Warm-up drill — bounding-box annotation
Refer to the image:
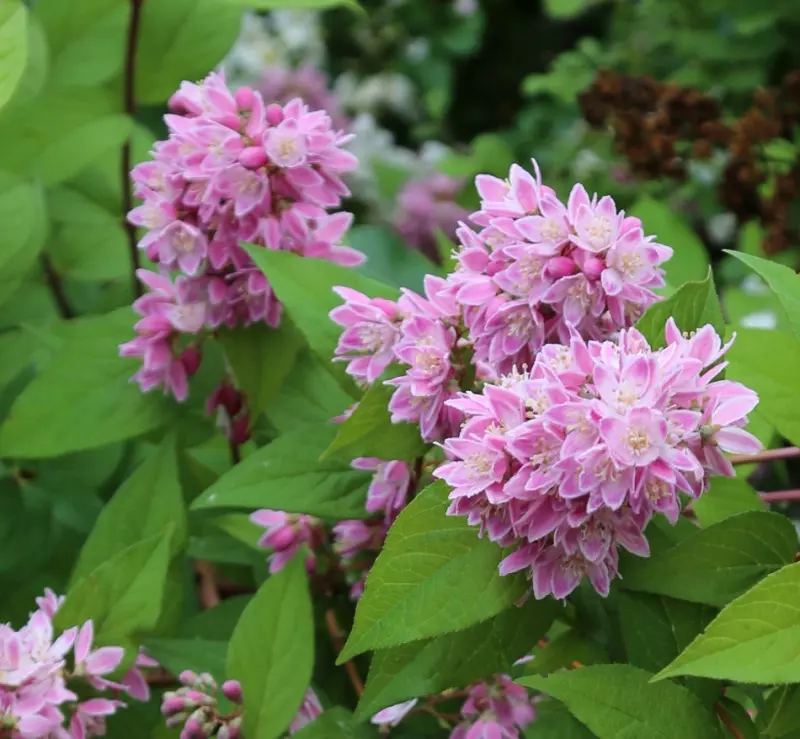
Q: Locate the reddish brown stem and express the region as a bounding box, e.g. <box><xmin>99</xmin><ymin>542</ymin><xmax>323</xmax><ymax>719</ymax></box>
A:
<box><xmin>122</xmin><ymin>0</ymin><xmax>144</xmax><ymax>299</ymax></box>
<box><xmin>195</xmin><ymin>561</ymin><xmax>221</xmax><ymax>609</ymax></box>
<box><xmin>760</xmin><ymin>489</ymin><xmax>800</xmax><ymax>503</ymax></box>
<box><xmin>324</xmin><ymin>609</ymin><xmax>364</xmax><ymax>697</ymax></box>
<box><xmin>730</xmin><ymin>446</ymin><xmax>800</xmax><ymax>465</ymax></box>
<box><xmin>715</xmin><ymin>703</ymin><xmax>745</xmax><ymax>739</ymax></box>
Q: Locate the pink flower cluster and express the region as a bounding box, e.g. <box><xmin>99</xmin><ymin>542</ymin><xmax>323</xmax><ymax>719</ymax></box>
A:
<box><xmin>434</xmin><ymin>321</ymin><xmax>761</xmax><ymax>599</ymax></box>
<box><xmin>258</xmin><ymin>65</ymin><xmax>347</xmax><ymax>131</ymax></box>
<box><xmin>394</xmin><ymin>173</ymin><xmax>468</xmax><ymax>264</ymax></box>
<box><xmin>162</xmin><ymin>672</ymin><xmax>243</xmax><ymax>739</ymax></box>
<box><xmin>0</xmin><ymin>590</ymin><xmax>152</xmax><ymax>739</ymax></box>
<box><xmin>249</xmin><ymin>510</ymin><xmax>323</xmax><ymax>574</ymax></box>
<box><xmin>450</xmin><ymin>160</ymin><xmax>672</xmax><ymax>374</ymax></box>
<box><xmin>122</xmin><ymin>71</ymin><xmax>363</xmax><ymax>401</ymax></box>
<box><xmin>331</xmin><ymin>279</ymin><xmax>476</xmax><ymax>443</ymax></box>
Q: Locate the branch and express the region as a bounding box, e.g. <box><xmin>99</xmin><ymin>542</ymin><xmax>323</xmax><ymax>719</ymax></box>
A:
<box><xmin>760</xmin><ymin>489</ymin><xmax>800</xmax><ymax>503</ymax></box>
<box><xmin>730</xmin><ymin>447</ymin><xmax>800</xmax><ymax>465</ymax></box>
<box><xmin>715</xmin><ymin>703</ymin><xmax>745</xmax><ymax>739</ymax></box>
<box><xmin>194</xmin><ymin>561</ymin><xmax>221</xmax><ymax>609</ymax></box>
<box><xmin>39</xmin><ymin>253</ymin><xmax>74</xmax><ymax>319</ymax></box>
<box><xmin>122</xmin><ymin>0</ymin><xmax>144</xmax><ymax>299</ymax></box>
<box><xmin>324</xmin><ymin>608</ymin><xmax>364</xmax><ymax>697</ymax></box>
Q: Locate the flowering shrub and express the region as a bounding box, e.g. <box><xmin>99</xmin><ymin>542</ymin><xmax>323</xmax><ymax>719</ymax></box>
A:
<box><xmin>1</xmin><ymin>2</ymin><xmax>800</xmax><ymax>739</ymax></box>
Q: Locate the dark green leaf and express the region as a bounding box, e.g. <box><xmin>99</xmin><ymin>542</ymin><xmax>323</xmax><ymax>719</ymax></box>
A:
<box><xmin>71</xmin><ymin>438</ymin><xmax>186</xmax><ymax>584</ymax></box>
<box><xmin>340</xmin><ymin>482</ymin><xmax>527</xmax><ymax>661</ymax></box>
<box><xmin>145</xmin><ymin>638</ymin><xmax>227</xmax><ymax>680</ymax></box>
<box><xmin>522</xmin><ymin>630</ymin><xmax>608</xmax><ymax>676</ymax></box>
<box><xmin>191</xmin><ymin>424</ymin><xmax>371</xmax><ymax>518</ymax></box>
<box><xmin>357</xmin><ymin>598</ymin><xmax>558</xmax><ymax>718</ymax></box>
<box><xmin>292</xmin><ymin>708</ymin><xmax>377</xmax><ymax>739</ymax></box>
<box><xmin>636</xmin><ymin>269</ymin><xmax>724</xmax><ymax>348</ymax></box>
<box><xmin>519</xmin><ymin>665</ymin><xmax>723</xmax><ymax>739</ymax></box>
<box><xmin>620</xmin><ymin>511</ymin><xmax>796</xmax><ymax>607</ymax></box>
<box><xmin>228</xmin><ymin>556</ymin><xmax>314</xmax><ymax>739</ymax></box>
<box><xmin>691</xmin><ymin>477</ymin><xmax>765</xmax><ymax>528</ymax></box>
<box><xmin>761</xmin><ymin>686</ymin><xmax>800</xmax><ymax>738</ymax></box>
<box><xmin>524</xmin><ymin>700</ymin><xmax>597</xmax><ymax>738</ymax></box>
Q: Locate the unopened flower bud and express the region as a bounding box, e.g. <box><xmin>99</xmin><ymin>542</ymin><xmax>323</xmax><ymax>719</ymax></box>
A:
<box><xmin>180</xmin><ymin>346</ymin><xmax>202</xmax><ymax>376</ymax></box>
<box><xmin>222</xmin><ymin>680</ymin><xmax>243</xmax><ymax>704</ymax></box>
<box><xmin>239</xmin><ymin>146</ymin><xmax>268</xmax><ymax>169</ymax></box>
<box><xmin>181</xmin><ymin>716</ymin><xmax>206</xmax><ymax>739</ymax></box>
<box><xmin>582</xmin><ymin>256</ymin><xmax>605</xmax><ymax>280</ymax></box>
<box><xmin>166</xmin><ymin>713</ymin><xmax>188</xmax><ymax>728</ymax></box>
<box><xmin>265</xmin><ymin>103</ymin><xmax>284</xmax><ymax>126</ymax></box>
<box><xmin>235</xmin><ymin>86</ymin><xmax>255</xmax><ymax>111</ymax></box>
<box><xmin>162</xmin><ymin>695</ymin><xmax>188</xmax><ymax>715</ymax></box>
<box><xmin>230</xmin><ymin>414</ymin><xmax>251</xmax><ymax>446</ymax></box>
<box><xmin>545</xmin><ymin>256</ymin><xmax>576</xmax><ymax>279</ymax></box>
<box><xmin>179</xmin><ymin>670</ymin><xmax>199</xmax><ymax>686</ymax></box>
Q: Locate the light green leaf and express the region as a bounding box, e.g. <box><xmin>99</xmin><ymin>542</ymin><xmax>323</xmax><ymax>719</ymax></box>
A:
<box><xmin>145</xmin><ymin>638</ymin><xmax>228</xmax><ymax>681</ymax></box>
<box><xmin>519</xmin><ymin>665</ymin><xmax>723</xmax><ymax>739</ymax></box>
<box><xmin>33</xmin><ymin>0</ymin><xmax>126</xmax><ymax>87</ymax></box>
<box><xmin>0</xmin><ymin>308</ymin><xmax>171</xmax><ymax>458</ymax></box>
<box><xmin>691</xmin><ymin>477</ymin><xmax>765</xmax><ymax>528</ymax></box>
<box><xmin>217</xmin><ymin>320</ymin><xmax>304</xmax><ymax>424</ymax></box>
<box><xmin>191</xmin><ymin>424</ymin><xmax>371</xmax><ymax>519</ymax></box>
<box><xmin>726</xmin><ymin>329</ymin><xmax>800</xmax><ymax>447</ymax></box>
<box><xmin>0</xmin><ymin>1</ymin><xmax>28</xmax><ymax>111</ymax></box>
<box><xmin>357</xmin><ymin>598</ymin><xmax>558</xmax><ymax>718</ymax></box>
<box><xmin>9</xmin><ymin>15</ymin><xmax>48</xmax><ymax>107</ymax></box>
<box><xmin>228</xmin><ymin>556</ymin><xmax>314</xmax><ymax>739</ymax></box>
<box><xmin>726</xmin><ymin>251</ymin><xmax>800</xmax><ymax>346</ymax></box>
<box><xmin>340</xmin><ymin>481</ymin><xmax>528</xmax><ymax>661</ymax></box>
<box><xmin>636</xmin><ymin>268</ymin><xmax>724</xmax><ymax>348</ymax></box>
<box><xmin>136</xmin><ymin>0</ymin><xmax>242</xmax><ymax>104</ymax></box>
<box><xmin>543</xmin><ymin>0</ymin><xmax>605</xmax><ymax>19</ymax></box>
<box><xmin>630</xmin><ymin>196</ymin><xmax>709</xmax><ymax>288</ymax></box>
<box><xmin>46</xmin><ymin>187</ymin><xmax>129</xmax><ymax>281</ymax></box>
<box><xmin>619</xmin><ymin>511</ymin><xmax>796</xmax><ymax>607</ymax></box>
<box><xmin>55</xmin><ymin>530</ymin><xmax>172</xmax><ymax>643</ymax></box>
<box><xmin>657</xmin><ymin>562</ymin><xmax>800</xmax><ymax>684</ymax></box>
<box><xmin>243</xmin><ymin>246</ymin><xmax>398</xmax><ymax>393</ymax></box>
<box><xmin>71</xmin><ymin>439</ymin><xmax>187</xmax><ymax>584</ymax></box>
<box><xmin>322</xmin><ymin>371</ymin><xmax>428</xmax><ymax>462</ymax></box>
<box><xmin>0</xmin><ymin>171</ymin><xmax>46</xmax><ymax>307</ymax></box>
<box><xmin>292</xmin><ymin>708</ymin><xmax>377</xmax><ymax>739</ymax></box>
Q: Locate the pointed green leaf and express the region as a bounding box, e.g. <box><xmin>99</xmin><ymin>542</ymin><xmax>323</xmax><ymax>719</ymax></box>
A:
<box><xmin>71</xmin><ymin>438</ymin><xmax>187</xmax><ymax>584</ymax></box>
<box><xmin>519</xmin><ymin>665</ymin><xmax>723</xmax><ymax>739</ymax></box>
<box><xmin>657</xmin><ymin>562</ymin><xmax>800</xmax><ymax>684</ymax></box>
<box><xmin>727</xmin><ymin>251</ymin><xmax>800</xmax><ymax>343</ymax></box>
<box><xmin>691</xmin><ymin>477</ymin><xmax>765</xmax><ymax>528</ymax></box>
<box><xmin>619</xmin><ymin>511</ymin><xmax>796</xmax><ymax>607</ymax></box>
<box><xmin>636</xmin><ymin>268</ymin><xmax>724</xmax><ymax>349</ymax></box>
<box><xmin>292</xmin><ymin>708</ymin><xmax>377</xmax><ymax>738</ymax></box>
<box><xmin>227</xmin><ymin>556</ymin><xmax>314</xmax><ymax>739</ymax></box>
<box><xmin>340</xmin><ymin>482</ymin><xmax>527</xmax><ymax>661</ymax></box>
<box><xmin>524</xmin><ymin>700</ymin><xmax>597</xmax><ymax>738</ymax></box>
<box><xmin>217</xmin><ymin>320</ymin><xmax>304</xmax><ymax>423</ymax></box>
<box><xmin>522</xmin><ymin>630</ymin><xmax>608</xmax><ymax>676</ymax></box>
<box><xmin>0</xmin><ymin>1</ymin><xmax>28</xmax><ymax>111</ymax></box>
<box><xmin>145</xmin><ymin>638</ymin><xmax>228</xmax><ymax>681</ymax></box>
<box><xmin>357</xmin><ymin>598</ymin><xmax>558</xmax><ymax>718</ymax></box>
<box><xmin>191</xmin><ymin>424</ymin><xmax>371</xmax><ymax>518</ymax></box>
<box><xmin>54</xmin><ymin>530</ymin><xmax>172</xmax><ymax>643</ymax></box>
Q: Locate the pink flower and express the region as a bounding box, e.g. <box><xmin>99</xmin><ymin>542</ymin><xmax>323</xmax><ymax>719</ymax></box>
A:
<box><xmin>351</xmin><ymin>458</ymin><xmax>412</xmax><ymax>518</ymax></box>
<box><xmin>250</xmin><ymin>510</ymin><xmax>321</xmax><ymax>574</ymax></box>
<box><xmin>289</xmin><ymin>688</ymin><xmax>323</xmax><ymax>734</ymax></box>
<box><xmin>371</xmin><ymin>699</ymin><xmax>418</xmax><ymax>727</ymax></box>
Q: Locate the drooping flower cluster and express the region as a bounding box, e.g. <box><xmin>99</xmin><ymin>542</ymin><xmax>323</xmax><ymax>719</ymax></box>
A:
<box><xmin>249</xmin><ymin>510</ymin><xmax>324</xmax><ymax>575</ymax></box>
<box><xmin>451</xmin><ymin>675</ymin><xmax>536</xmax><ymax>739</ymax></box>
<box><xmin>121</xmin><ymin>71</ymin><xmax>363</xmax><ymax>401</ymax></box>
<box><xmin>434</xmin><ymin>321</ymin><xmax>761</xmax><ymax>599</ymax></box>
<box><xmin>394</xmin><ymin>173</ymin><xmax>468</xmax><ymax>264</ymax></box>
<box><xmin>450</xmin><ymin>160</ymin><xmax>672</xmax><ymax>374</ymax></box>
<box><xmin>0</xmin><ymin>589</ymin><xmax>152</xmax><ymax>739</ymax></box>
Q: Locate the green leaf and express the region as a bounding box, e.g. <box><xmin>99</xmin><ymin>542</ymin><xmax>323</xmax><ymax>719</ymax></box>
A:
<box><xmin>55</xmin><ymin>530</ymin><xmax>172</xmax><ymax>642</ymax></box>
<box><xmin>543</xmin><ymin>0</ymin><xmax>604</xmax><ymax>19</ymax></box>
<box><xmin>726</xmin><ymin>329</ymin><xmax>800</xmax><ymax>447</ymax></box>
<box><xmin>191</xmin><ymin>424</ymin><xmax>371</xmax><ymax>518</ymax></box>
<box><xmin>691</xmin><ymin>477</ymin><xmax>765</xmax><ymax>528</ymax></box>
<box><xmin>228</xmin><ymin>556</ymin><xmax>314</xmax><ymax>739</ymax></box>
<box><xmin>619</xmin><ymin>511</ymin><xmax>796</xmax><ymax>607</ymax></box>
<box><xmin>525</xmin><ymin>701</ymin><xmax>596</xmax><ymax>738</ymax></box>
<box><xmin>630</xmin><ymin>196</ymin><xmax>709</xmax><ymax>288</ymax></box>
<box><xmin>523</xmin><ymin>630</ymin><xmax>608</xmax><ymax>676</ymax></box>
<box><xmin>340</xmin><ymin>481</ymin><xmax>528</xmax><ymax>661</ymax></box>
<box><xmin>136</xmin><ymin>0</ymin><xmax>242</xmax><ymax>104</ymax></box>
<box><xmin>46</xmin><ymin>187</ymin><xmax>129</xmax><ymax>281</ymax></box>
<box><xmin>266</xmin><ymin>347</ymin><xmax>354</xmax><ymax>433</ymax></box>
<box><xmin>357</xmin><ymin>598</ymin><xmax>558</xmax><ymax>718</ymax></box>
<box><xmin>519</xmin><ymin>666</ymin><xmax>723</xmax><ymax>739</ymax></box>
<box><xmin>145</xmin><ymin>637</ymin><xmax>228</xmax><ymax>680</ymax></box>
<box><xmin>292</xmin><ymin>708</ymin><xmax>377</xmax><ymax>739</ymax></box>
<box><xmin>636</xmin><ymin>268</ymin><xmax>724</xmax><ymax>348</ymax></box>
<box><xmin>0</xmin><ymin>87</ymin><xmax>132</xmax><ymax>185</ymax></box>
<box><xmin>227</xmin><ymin>0</ymin><xmax>360</xmax><ymax>8</ymax></box>
<box><xmin>0</xmin><ymin>171</ymin><xmax>46</xmax><ymax>307</ymax></box>
<box><xmin>217</xmin><ymin>320</ymin><xmax>304</xmax><ymax>424</ymax></box>
<box><xmin>71</xmin><ymin>439</ymin><xmax>187</xmax><ymax>584</ymax></box>
<box><xmin>243</xmin><ymin>246</ymin><xmax>398</xmax><ymax>393</ymax></box>
<box><xmin>0</xmin><ymin>309</ymin><xmax>170</xmax><ymax>458</ymax></box>
<box><xmin>0</xmin><ymin>1</ymin><xmax>28</xmax><ymax>111</ymax></box>
<box><xmin>761</xmin><ymin>685</ymin><xmax>800</xmax><ymax>738</ymax></box>
<box><xmin>33</xmin><ymin>0</ymin><xmax>126</xmax><ymax>87</ymax></box>
<box><xmin>727</xmin><ymin>251</ymin><xmax>800</xmax><ymax>342</ymax></box>
<box><xmin>656</xmin><ymin>562</ymin><xmax>800</xmax><ymax>684</ymax></box>
<box><xmin>349</xmin><ymin>224</ymin><xmax>439</xmax><ymax>292</ymax></box>
<box><xmin>322</xmin><ymin>372</ymin><xmax>428</xmax><ymax>462</ymax></box>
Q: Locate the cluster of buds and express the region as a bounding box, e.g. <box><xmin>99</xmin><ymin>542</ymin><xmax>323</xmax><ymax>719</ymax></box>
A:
<box><xmin>161</xmin><ymin>672</ymin><xmax>243</xmax><ymax>739</ymax></box>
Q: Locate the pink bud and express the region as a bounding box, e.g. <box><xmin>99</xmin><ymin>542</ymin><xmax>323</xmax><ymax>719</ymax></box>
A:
<box><xmin>181</xmin><ymin>717</ymin><xmax>206</xmax><ymax>739</ymax></box>
<box><xmin>162</xmin><ymin>696</ymin><xmax>187</xmax><ymax>716</ymax></box>
<box><xmin>545</xmin><ymin>256</ymin><xmax>576</xmax><ymax>279</ymax></box>
<box><xmin>266</xmin><ymin>524</ymin><xmax>298</xmax><ymax>551</ymax></box>
<box><xmin>179</xmin><ymin>670</ymin><xmax>199</xmax><ymax>686</ymax></box>
<box><xmin>180</xmin><ymin>346</ymin><xmax>202</xmax><ymax>377</ymax></box>
<box><xmin>222</xmin><ymin>680</ymin><xmax>243</xmax><ymax>704</ymax></box>
<box><xmin>235</xmin><ymin>87</ymin><xmax>255</xmax><ymax>111</ymax></box>
<box><xmin>231</xmin><ymin>414</ymin><xmax>251</xmax><ymax>446</ymax></box>
<box><xmin>265</xmin><ymin>103</ymin><xmax>284</xmax><ymax>126</ymax></box>
<box><xmin>239</xmin><ymin>146</ymin><xmax>268</xmax><ymax>169</ymax></box>
<box><xmin>582</xmin><ymin>256</ymin><xmax>605</xmax><ymax>280</ymax></box>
